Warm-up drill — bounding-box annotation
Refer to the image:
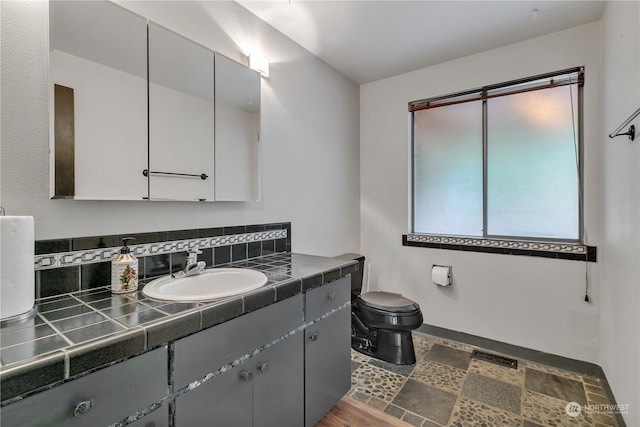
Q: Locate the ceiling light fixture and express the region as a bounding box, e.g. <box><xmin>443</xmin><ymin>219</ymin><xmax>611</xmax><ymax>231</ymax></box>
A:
<box><xmin>249</xmin><ymin>53</ymin><xmax>269</xmax><ymax>78</ymax></box>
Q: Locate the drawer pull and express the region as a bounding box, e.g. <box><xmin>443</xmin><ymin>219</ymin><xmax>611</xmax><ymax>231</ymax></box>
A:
<box><xmin>258</xmin><ymin>363</ymin><xmax>269</xmax><ymax>373</ymax></box>
<box><xmin>309</xmin><ymin>333</ymin><xmax>318</xmax><ymax>341</ymax></box>
<box><xmin>328</xmin><ymin>291</ymin><xmax>337</xmax><ymax>300</ymax></box>
<box><xmin>240</xmin><ymin>370</ymin><xmax>253</xmax><ymax>382</ymax></box>
<box><xmin>73</xmin><ymin>400</ymin><xmax>94</xmax><ymax>417</ymax></box>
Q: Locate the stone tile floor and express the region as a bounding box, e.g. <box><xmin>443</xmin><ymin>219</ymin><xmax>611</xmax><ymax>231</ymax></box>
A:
<box><xmin>348</xmin><ymin>332</ymin><xmax>618</xmax><ymax>427</ymax></box>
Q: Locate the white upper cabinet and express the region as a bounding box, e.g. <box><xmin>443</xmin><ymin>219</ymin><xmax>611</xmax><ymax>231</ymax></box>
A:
<box><xmin>49</xmin><ymin>1</ymin><xmax>260</xmax><ymax>202</ymax></box>
<box><xmin>148</xmin><ymin>23</ymin><xmax>215</xmax><ymax>201</ymax></box>
<box><xmin>214</xmin><ymin>53</ymin><xmax>261</xmax><ymax>202</ymax></box>
<box><xmin>49</xmin><ymin>1</ymin><xmax>148</xmax><ymax>200</ymax></box>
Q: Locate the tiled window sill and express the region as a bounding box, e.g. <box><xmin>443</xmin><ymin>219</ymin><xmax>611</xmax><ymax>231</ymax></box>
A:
<box><xmin>402</xmin><ymin>234</ymin><xmax>597</xmax><ymax>262</ymax></box>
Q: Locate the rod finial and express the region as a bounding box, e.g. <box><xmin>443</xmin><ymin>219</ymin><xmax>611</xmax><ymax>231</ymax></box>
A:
<box><xmin>609</xmin><ymin>124</ymin><xmax>635</xmax><ymax>141</ymax></box>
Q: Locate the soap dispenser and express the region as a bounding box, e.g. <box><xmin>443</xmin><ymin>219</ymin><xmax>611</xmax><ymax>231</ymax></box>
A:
<box><xmin>111</xmin><ymin>237</ymin><xmax>138</xmax><ymax>293</ymax></box>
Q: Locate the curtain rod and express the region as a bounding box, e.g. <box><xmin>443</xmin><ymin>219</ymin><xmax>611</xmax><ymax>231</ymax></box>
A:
<box><xmin>609</xmin><ymin>106</ymin><xmax>640</xmax><ymax>141</ymax></box>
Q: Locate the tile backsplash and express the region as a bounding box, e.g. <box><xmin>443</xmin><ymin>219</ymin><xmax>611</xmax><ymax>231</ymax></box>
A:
<box><xmin>34</xmin><ymin>222</ymin><xmax>291</xmax><ymax>298</ymax></box>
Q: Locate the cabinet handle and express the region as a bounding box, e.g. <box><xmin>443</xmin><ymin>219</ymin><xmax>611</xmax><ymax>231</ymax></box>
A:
<box><xmin>73</xmin><ymin>400</ymin><xmax>94</xmax><ymax>417</ymax></box>
<box><xmin>258</xmin><ymin>362</ymin><xmax>269</xmax><ymax>373</ymax></box>
<box><xmin>143</xmin><ymin>169</ymin><xmax>208</xmax><ymax>180</ymax></box>
<box><xmin>328</xmin><ymin>291</ymin><xmax>337</xmax><ymax>300</ymax></box>
<box><xmin>240</xmin><ymin>370</ymin><xmax>253</xmax><ymax>382</ymax></box>
<box><xmin>309</xmin><ymin>333</ymin><xmax>318</xmax><ymax>341</ymax></box>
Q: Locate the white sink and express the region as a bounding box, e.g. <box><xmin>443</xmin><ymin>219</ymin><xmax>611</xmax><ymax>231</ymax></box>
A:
<box><xmin>142</xmin><ymin>268</ymin><xmax>268</xmax><ymax>302</ymax></box>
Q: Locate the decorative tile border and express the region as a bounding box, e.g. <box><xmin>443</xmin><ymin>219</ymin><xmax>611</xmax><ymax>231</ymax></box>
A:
<box><xmin>35</xmin><ymin>230</ymin><xmax>287</xmax><ymax>270</ymax></box>
<box><xmin>403</xmin><ymin>234</ymin><xmax>596</xmax><ymax>262</ymax></box>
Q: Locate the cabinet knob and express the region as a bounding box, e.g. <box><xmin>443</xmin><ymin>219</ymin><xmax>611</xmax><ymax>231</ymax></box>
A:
<box><xmin>328</xmin><ymin>291</ymin><xmax>337</xmax><ymax>300</ymax></box>
<box><xmin>240</xmin><ymin>370</ymin><xmax>253</xmax><ymax>382</ymax></box>
<box><xmin>310</xmin><ymin>333</ymin><xmax>318</xmax><ymax>341</ymax></box>
<box><xmin>73</xmin><ymin>400</ymin><xmax>94</xmax><ymax>417</ymax></box>
<box><xmin>258</xmin><ymin>363</ymin><xmax>269</xmax><ymax>373</ymax></box>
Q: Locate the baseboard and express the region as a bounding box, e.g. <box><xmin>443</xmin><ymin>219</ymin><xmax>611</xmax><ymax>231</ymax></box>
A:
<box><xmin>417</xmin><ymin>324</ymin><xmax>626</xmax><ymax>427</ymax></box>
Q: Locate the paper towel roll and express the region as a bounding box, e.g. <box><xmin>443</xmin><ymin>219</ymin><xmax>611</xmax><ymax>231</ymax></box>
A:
<box><xmin>1</xmin><ymin>216</ymin><xmax>35</xmax><ymax>320</ymax></box>
<box><xmin>432</xmin><ymin>265</ymin><xmax>451</xmax><ymax>286</ymax></box>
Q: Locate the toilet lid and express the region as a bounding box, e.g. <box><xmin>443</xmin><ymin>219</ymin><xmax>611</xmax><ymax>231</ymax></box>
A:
<box><xmin>358</xmin><ymin>291</ymin><xmax>420</xmax><ymax>313</ymax></box>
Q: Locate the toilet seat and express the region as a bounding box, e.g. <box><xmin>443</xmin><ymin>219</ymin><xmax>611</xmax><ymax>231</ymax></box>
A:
<box><xmin>354</xmin><ymin>291</ymin><xmax>423</xmax><ymax>332</ymax></box>
<box><xmin>357</xmin><ymin>291</ymin><xmax>421</xmax><ymax>315</ymax></box>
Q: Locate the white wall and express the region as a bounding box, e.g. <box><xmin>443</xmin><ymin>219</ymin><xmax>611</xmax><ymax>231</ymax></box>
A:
<box><xmin>600</xmin><ymin>1</ymin><xmax>640</xmax><ymax>423</ymax></box>
<box><xmin>361</xmin><ymin>23</ymin><xmax>602</xmax><ymax>363</ymax></box>
<box><xmin>0</xmin><ymin>1</ymin><xmax>360</xmax><ymax>257</ymax></box>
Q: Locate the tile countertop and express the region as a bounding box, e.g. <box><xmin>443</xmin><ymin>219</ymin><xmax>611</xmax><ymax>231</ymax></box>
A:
<box><xmin>0</xmin><ymin>253</ymin><xmax>358</xmax><ymax>404</ymax></box>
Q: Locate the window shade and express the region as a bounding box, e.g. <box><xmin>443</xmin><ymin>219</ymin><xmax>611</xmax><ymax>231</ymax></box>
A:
<box><xmin>409</xmin><ymin>68</ymin><xmax>583</xmax><ymax>112</ymax></box>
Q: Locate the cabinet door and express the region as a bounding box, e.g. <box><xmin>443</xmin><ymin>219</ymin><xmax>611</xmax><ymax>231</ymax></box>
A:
<box><xmin>214</xmin><ymin>53</ymin><xmax>261</xmax><ymax>201</ymax></box>
<box><xmin>305</xmin><ymin>277</ymin><xmax>350</xmax><ymax>322</ymax></box>
<box><xmin>304</xmin><ymin>307</ymin><xmax>351</xmax><ymax>427</ymax></box>
<box><xmin>0</xmin><ymin>348</ymin><xmax>167</xmax><ymax>427</ymax></box>
<box><xmin>128</xmin><ymin>406</ymin><xmax>168</xmax><ymax>427</ymax></box>
<box><xmin>174</xmin><ymin>294</ymin><xmax>303</xmax><ymax>390</ymax></box>
<box><xmin>148</xmin><ymin>22</ymin><xmax>215</xmax><ymax>201</ymax></box>
<box><xmin>175</xmin><ymin>359</ymin><xmax>252</xmax><ymax>427</ymax></box>
<box><xmin>253</xmin><ymin>334</ymin><xmax>304</xmax><ymax>427</ymax></box>
<box><xmin>49</xmin><ymin>1</ymin><xmax>148</xmax><ymax>200</ymax></box>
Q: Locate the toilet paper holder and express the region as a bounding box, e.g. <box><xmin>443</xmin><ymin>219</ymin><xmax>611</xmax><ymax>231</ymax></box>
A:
<box><xmin>432</xmin><ymin>265</ymin><xmax>452</xmax><ymax>286</ymax></box>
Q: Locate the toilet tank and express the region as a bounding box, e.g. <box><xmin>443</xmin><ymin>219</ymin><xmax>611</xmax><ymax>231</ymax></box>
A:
<box><xmin>334</xmin><ymin>253</ymin><xmax>365</xmax><ymax>300</ymax></box>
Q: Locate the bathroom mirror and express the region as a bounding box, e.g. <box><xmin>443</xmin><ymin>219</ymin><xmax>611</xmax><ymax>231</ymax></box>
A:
<box><xmin>49</xmin><ymin>1</ymin><xmax>148</xmax><ymax>200</ymax></box>
<box><xmin>214</xmin><ymin>53</ymin><xmax>261</xmax><ymax>201</ymax></box>
<box><xmin>49</xmin><ymin>2</ymin><xmax>261</xmax><ymax>202</ymax></box>
<box><xmin>148</xmin><ymin>23</ymin><xmax>215</xmax><ymax>201</ymax></box>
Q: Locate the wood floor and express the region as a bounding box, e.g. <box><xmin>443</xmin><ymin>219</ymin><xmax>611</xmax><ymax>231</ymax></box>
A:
<box><xmin>315</xmin><ymin>396</ymin><xmax>412</xmax><ymax>427</ymax></box>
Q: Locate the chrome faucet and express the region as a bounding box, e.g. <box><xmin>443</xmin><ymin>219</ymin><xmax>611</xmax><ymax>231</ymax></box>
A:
<box><xmin>172</xmin><ymin>249</ymin><xmax>206</xmax><ymax>278</ymax></box>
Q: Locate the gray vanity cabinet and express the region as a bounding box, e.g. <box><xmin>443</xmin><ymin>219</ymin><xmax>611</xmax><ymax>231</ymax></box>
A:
<box><xmin>0</xmin><ymin>277</ymin><xmax>353</xmax><ymax>427</ymax></box>
<box><xmin>253</xmin><ymin>333</ymin><xmax>304</xmax><ymax>427</ymax></box>
<box><xmin>304</xmin><ymin>277</ymin><xmax>352</xmax><ymax>427</ymax></box>
<box><xmin>0</xmin><ymin>348</ymin><xmax>168</xmax><ymax>427</ymax></box>
<box><xmin>129</xmin><ymin>407</ymin><xmax>169</xmax><ymax>427</ymax></box>
<box><xmin>175</xmin><ymin>358</ymin><xmax>253</xmax><ymax>427</ymax></box>
<box><xmin>174</xmin><ymin>295</ymin><xmax>304</xmax><ymax>426</ymax></box>
<box><xmin>176</xmin><ymin>334</ymin><xmax>303</xmax><ymax>427</ymax></box>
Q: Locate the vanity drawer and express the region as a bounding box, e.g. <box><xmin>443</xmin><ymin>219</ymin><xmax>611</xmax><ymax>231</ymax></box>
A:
<box><xmin>174</xmin><ymin>294</ymin><xmax>303</xmax><ymax>390</ymax></box>
<box><xmin>305</xmin><ymin>276</ymin><xmax>350</xmax><ymax>322</ymax></box>
<box><xmin>0</xmin><ymin>348</ymin><xmax>168</xmax><ymax>427</ymax></box>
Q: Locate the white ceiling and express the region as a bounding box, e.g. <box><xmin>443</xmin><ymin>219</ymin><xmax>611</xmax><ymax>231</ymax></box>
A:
<box><xmin>237</xmin><ymin>0</ymin><xmax>606</xmax><ymax>84</ymax></box>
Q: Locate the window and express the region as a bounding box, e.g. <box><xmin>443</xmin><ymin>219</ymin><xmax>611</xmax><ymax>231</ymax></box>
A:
<box><xmin>411</xmin><ymin>68</ymin><xmax>583</xmax><ymax>242</ymax></box>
